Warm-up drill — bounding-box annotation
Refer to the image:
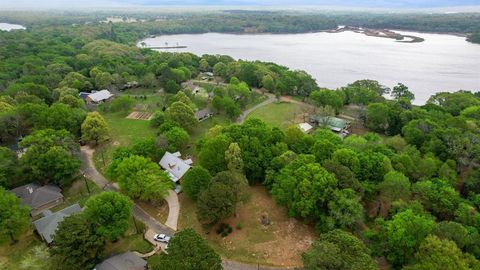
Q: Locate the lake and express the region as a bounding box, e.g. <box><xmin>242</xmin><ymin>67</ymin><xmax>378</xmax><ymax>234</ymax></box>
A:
<box><xmin>0</xmin><ymin>23</ymin><xmax>25</xmax><ymax>31</ymax></box>
<box><xmin>140</xmin><ymin>31</ymin><xmax>480</xmax><ymax>104</ymax></box>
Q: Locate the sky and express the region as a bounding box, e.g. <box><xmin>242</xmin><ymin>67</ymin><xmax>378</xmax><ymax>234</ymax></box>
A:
<box><xmin>1</xmin><ymin>0</ymin><xmax>479</xmax><ymax>9</ymax></box>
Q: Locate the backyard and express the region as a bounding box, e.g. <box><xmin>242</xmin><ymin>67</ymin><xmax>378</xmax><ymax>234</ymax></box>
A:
<box><xmin>246</xmin><ymin>101</ymin><xmax>313</xmax><ymax>129</ymax></box>
<box><xmin>178</xmin><ymin>186</ymin><xmax>317</xmax><ymax>267</ymax></box>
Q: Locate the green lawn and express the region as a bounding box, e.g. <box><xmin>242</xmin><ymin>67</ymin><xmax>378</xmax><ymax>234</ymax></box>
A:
<box><xmin>0</xmin><ymin>232</ymin><xmax>42</xmax><ymax>270</ymax></box>
<box><xmin>247</xmin><ymin>102</ymin><xmax>308</xmax><ymax>129</ymax></box>
<box><xmin>104</xmin><ymin>218</ymin><xmax>152</xmax><ymax>256</ymax></box>
<box><xmin>94</xmin><ymin>112</ymin><xmax>157</xmax><ymax>174</ymax></box>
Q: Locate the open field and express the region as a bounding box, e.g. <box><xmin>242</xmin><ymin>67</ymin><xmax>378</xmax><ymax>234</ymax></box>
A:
<box><xmin>247</xmin><ymin>101</ymin><xmax>312</xmax><ymax>129</ymax></box>
<box><xmin>178</xmin><ymin>186</ymin><xmax>316</xmax><ymax>267</ymax></box>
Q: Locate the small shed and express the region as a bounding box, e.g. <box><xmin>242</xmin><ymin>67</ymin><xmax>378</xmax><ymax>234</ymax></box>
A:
<box><xmin>298</xmin><ymin>123</ymin><xmax>313</xmax><ymax>133</ymax></box>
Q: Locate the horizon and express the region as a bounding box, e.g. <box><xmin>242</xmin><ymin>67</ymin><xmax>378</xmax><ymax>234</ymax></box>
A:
<box><xmin>1</xmin><ymin>0</ymin><xmax>480</xmax><ymax>10</ymax></box>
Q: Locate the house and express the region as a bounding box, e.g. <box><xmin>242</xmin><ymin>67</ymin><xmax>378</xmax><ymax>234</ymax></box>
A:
<box><xmin>94</xmin><ymin>252</ymin><xmax>147</xmax><ymax>270</ymax></box>
<box><xmin>159</xmin><ymin>152</ymin><xmax>192</xmax><ymax>183</ymax></box>
<box><xmin>310</xmin><ymin>115</ymin><xmax>350</xmax><ymax>133</ymax></box>
<box><xmin>10</xmin><ymin>183</ymin><xmax>64</xmax><ymax>217</ymax></box>
<box><xmin>195</xmin><ymin>107</ymin><xmax>213</xmax><ymax>121</ymax></box>
<box><xmin>298</xmin><ymin>122</ymin><xmax>313</xmax><ymax>133</ymax></box>
<box><xmin>85</xmin><ymin>90</ymin><xmax>113</xmax><ymax>104</ymax></box>
<box><xmin>33</xmin><ymin>203</ymin><xmax>82</xmax><ymax>244</ymax></box>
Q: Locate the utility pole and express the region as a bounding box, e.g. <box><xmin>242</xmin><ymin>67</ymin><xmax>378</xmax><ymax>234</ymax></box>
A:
<box><xmin>82</xmin><ymin>172</ymin><xmax>91</xmax><ymax>194</ymax></box>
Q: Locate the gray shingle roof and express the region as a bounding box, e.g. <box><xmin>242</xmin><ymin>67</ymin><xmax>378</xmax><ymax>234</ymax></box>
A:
<box><xmin>159</xmin><ymin>151</ymin><xmax>191</xmax><ymax>182</ymax></box>
<box><xmin>32</xmin><ymin>203</ymin><xmax>82</xmax><ymax>244</ymax></box>
<box><xmin>94</xmin><ymin>252</ymin><xmax>147</xmax><ymax>270</ymax></box>
<box><xmin>10</xmin><ymin>184</ymin><xmax>63</xmax><ymax>209</ymax></box>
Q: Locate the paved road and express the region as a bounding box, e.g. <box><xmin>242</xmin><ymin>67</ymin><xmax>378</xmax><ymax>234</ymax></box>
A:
<box><xmin>164</xmin><ymin>190</ymin><xmax>179</xmax><ymax>230</ymax></box>
<box><xmin>80</xmin><ymin>146</ymin><xmax>174</xmax><ymax>236</ymax></box>
<box><xmin>237</xmin><ymin>91</ymin><xmax>276</xmax><ymax>124</ymax></box>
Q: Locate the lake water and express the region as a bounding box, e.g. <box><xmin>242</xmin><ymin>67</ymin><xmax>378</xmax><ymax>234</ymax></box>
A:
<box><xmin>140</xmin><ymin>31</ymin><xmax>480</xmax><ymax>104</ymax></box>
<box><xmin>0</xmin><ymin>23</ymin><xmax>25</xmax><ymax>31</ymax></box>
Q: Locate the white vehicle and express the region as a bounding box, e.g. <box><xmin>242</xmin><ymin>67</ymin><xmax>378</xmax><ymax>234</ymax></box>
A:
<box><xmin>153</xmin><ymin>233</ymin><xmax>171</xmax><ymax>243</ymax></box>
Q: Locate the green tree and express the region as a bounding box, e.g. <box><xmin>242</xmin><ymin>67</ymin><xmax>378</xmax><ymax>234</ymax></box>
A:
<box><xmin>165</xmin><ymin>80</ymin><xmax>180</xmax><ymax>94</ymax></box>
<box><xmin>413</xmin><ymin>179</ymin><xmax>460</xmax><ymax>219</ymax></box>
<box><xmin>0</xmin><ymin>187</ymin><xmax>30</xmax><ymax>243</ymax></box>
<box><xmin>150</xmin><ymin>111</ymin><xmax>165</xmax><ymax>127</ymax></box>
<box><xmin>382</xmin><ymin>209</ymin><xmax>435</xmax><ymax>267</ymax></box>
<box><xmin>302</xmin><ymin>229</ymin><xmax>378</xmax><ymax>270</ymax></box>
<box><xmin>165</xmin><ymin>101</ymin><xmax>197</xmax><ymax>130</ymax></box>
<box><xmin>109</xmin><ymin>96</ymin><xmax>135</xmax><ymax>113</ymax></box>
<box><xmin>20</xmin><ymin>129</ymin><xmax>80</xmax><ymax>186</ymax></box>
<box><xmin>164</xmin><ymin>126</ymin><xmax>190</xmax><ymax>151</ymax></box>
<box><xmin>198</xmin><ymin>134</ymin><xmax>231</xmax><ymax>174</ymax></box>
<box><xmin>0</xmin><ymin>147</ymin><xmax>19</xmax><ymax>188</ymax></box>
<box><xmin>84</xmin><ymin>192</ymin><xmax>133</xmax><ymax>241</ymax></box>
<box><xmin>261</xmin><ymin>74</ymin><xmax>275</xmax><ymax>92</ymax></box>
<box><xmin>404</xmin><ymin>235</ymin><xmax>480</xmax><ymax>270</ymax></box>
<box><xmin>378</xmin><ymin>171</ymin><xmax>411</xmax><ymax>213</ymax></box>
<box><xmin>50</xmin><ymin>215</ymin><xmax>104</xmax><ymax>270</ymax></box>
<box><xmin>182</xmin><ymin>166</ymin><xmax>212</xmax><ymax>201</ymax></box>
<box><xmin>366</xmin><ymin>103</ymin><xmax>390</xmax><ymax>133</ymax></box>
<box><xmin>57</xmin><ymin>94</ymin><xmax>84</xmax><ymax>109</ymax></box>
<box><xmin>81</xmin><ymin>111</ymin><xmax>109</xmax><ymax>146</ymax></box>
<box><xmin>327</xmin><ymin>188</ymin><xmax>363</xmax><ymax>230</ymax></box>
<box><xmin>213</xmin><ymin>62</ymin><xmax>227</xmax><ymax>77</ymax></box>
<box><xmin>112</xmin><ymin>155</ymin><xmax>173</xmax><ymax>202</ymax></box>
<box><xmin>225</xmin><ymin>142</ymin><xmax>244</xmax><ymax>172</ymax></box>
<box><xmin>271</xmin><ymin>155</ymin><xmax>337</xmax><ymax>219</ymax></box>
<box><xmin>332</xmin><ymin>148</ymin><xmax>360</xmax><ymax>176</ymax></box>
<box><xmin>310</xmin><ymin>89</ymin><xmax>344</xmax><ymax>114</ymax></box>
<box><xmin>391</xmin><ymin>83</ymin><xmax>414</xmax><ymax>102</ymax></box>
<box><xmin>196</xmin><ymin>182</ymin><xmax>236</xmax><ymax>225</ymax></box>
<box><xmin>150</xmin><ymin>229</ymin><xmax>222</xmax><ymax>270</ymax></box>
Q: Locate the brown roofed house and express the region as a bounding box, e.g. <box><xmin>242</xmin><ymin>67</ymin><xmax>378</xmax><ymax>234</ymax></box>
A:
<box><xmin>10</xmin><ymin>183</ymin><xmax>64</xmax><ymax>217</ymax></box>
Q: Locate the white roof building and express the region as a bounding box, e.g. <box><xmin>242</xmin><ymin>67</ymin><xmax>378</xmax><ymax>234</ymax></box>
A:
<box><xmin>159</xmin><ymin>152</ymin><xmax>192</xmax><ymax>182</ymax></box>
<box><xmin>298</xmin><ymin>122</ymin><xmax>313</xmax><ymax>133</ymax></box>
<box><xmin>87</xmin><ymin>90</ymin><xmax>113</xmax><ymax>103</ymax></box>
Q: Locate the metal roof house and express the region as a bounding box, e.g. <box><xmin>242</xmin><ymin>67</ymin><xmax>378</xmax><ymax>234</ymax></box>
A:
<box><xmin>10</xmin><ymin>183</ymin><xmax>64</xmax><ymax>217</ymax></box>
<box><xmin>94</xmin><ymin>252</ymin><xmax>147</xmax><ymax>270</ymax></box>
<box><xmin>159</xmin><ymin>151</ymin><xmax>192</xmax><ymax>183</ymax></box>
<box><xmin>32</xmin><ymin>203</ymin><xmax>82</xmax><ymax>244</ymax></box>
<box><xmin>310</xmin><ymin>115</ymin><xmax>349</xmax><ymax>132</ymax></box>
<box><xmin>85</xmin><ymin>90</ymin><xmax>113</xmax><ymax>104</ymax></box>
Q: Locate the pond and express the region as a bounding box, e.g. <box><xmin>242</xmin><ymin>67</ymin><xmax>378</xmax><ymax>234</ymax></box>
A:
<box><xmin>140</xmin><ymin>31</ymin><xmax>480</xmax><ymax>104</ymax></box>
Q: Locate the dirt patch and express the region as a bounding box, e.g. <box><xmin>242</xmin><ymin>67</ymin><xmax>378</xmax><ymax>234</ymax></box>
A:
<box><xmin>136</xmin><ymin>200</ymin><xmax>169</xmax><ymax>224</ymax></box>
<box><xmin>178</xmin><ymin>186</ymin><xmax>316</xmax><ymax>267</ymax></box>
<box><xmin>127</xmin><ymin>111</ymin><xmax>153</xmax><ymax>120</ymax></box>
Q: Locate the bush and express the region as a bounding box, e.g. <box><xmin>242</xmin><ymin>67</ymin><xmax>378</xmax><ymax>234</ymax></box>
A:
<box><xmin>216</xmin><ymin>223</ymin><xmax>233</xmax><ymax>237</ymax></box>
<box><xmin>109</xmin><ymin>96</ymin><xmax>135</xmax><ymax>113</ymax></box>
<box><xmin>236</xmin><ymin>223</ymin><xmax>243</xmax><ymax>230</ymax></box>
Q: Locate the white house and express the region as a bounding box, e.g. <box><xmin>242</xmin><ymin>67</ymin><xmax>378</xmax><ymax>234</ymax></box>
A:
<box><xmin>85</xmin><ymin>90</ymin><xmax>113</xmax><ymax>104</ymax></box>
<box><xmin>159</xmin><ymin>151</ymin><xmax>192</xmax><ymax>183</ymax></box>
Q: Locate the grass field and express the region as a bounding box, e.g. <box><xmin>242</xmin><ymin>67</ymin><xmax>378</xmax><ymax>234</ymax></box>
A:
<box><xmin>178</xmin><ymin>186</ymin><xmax>316</xmax><ymax>267</ymax></box>
<box><xmin>93</xmin><ymin>112</ymin><xmax>157</xmax><ymax>174</ymax></box>
<box><xmin>246</xmin><ymin>102</ymin><xmax>310</xmax><ymax>129</ymax></box>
